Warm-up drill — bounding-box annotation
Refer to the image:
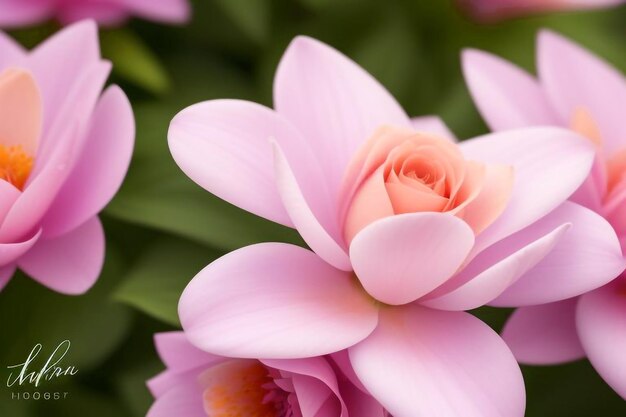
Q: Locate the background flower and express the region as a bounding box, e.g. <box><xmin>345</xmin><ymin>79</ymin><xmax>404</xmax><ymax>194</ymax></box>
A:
<box><xmin>458</xmin><ymin>0</ymin><xmax>625</xmax><ymax>22</ymax></box>
<box><xmin>147</xmin><ymin>331</ymin><xmax>386</xmax><ymax>417</ymax></box>
<box><xmin>0</xmin><ymin>0</ymin><xmax>190</xmax><ymax>27</ymax></box>
<box><xmin>463</xmin><ymin>29</ymin><xmax>626</xmax><ymax>399</ymax></box>
<box><xmin>0</xmin><ymin>21</ymin><xmax>134</xmax><ymax>294</ymax></box>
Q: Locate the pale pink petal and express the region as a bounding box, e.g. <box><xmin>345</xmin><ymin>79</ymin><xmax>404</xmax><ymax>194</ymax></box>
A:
<box><xmin>492</xmin><ymin>202</ymin><xmax>625</xmax><ymax>306</ymax></box>
<box><xmin>461</xmin><ymin>127</ymin><xmax>595</xmax><ymax>253</ymax></box>
<box><xmin>330</xmin><ymin>350</ymin><xmax>369</xmax><ymax>394</ymax></box>
<box><xmin>0</xmin><ymin>229</ymin><xmax>41</xmax><ymax>266</ymax></box>
<box><xmin>41</xmin><ymin>86</ymin><xmax>134</xmax><ymax>238</ymax></box>
<box><xmin>421</xmin><ymin>224</ymin><xmax>569</xmax><ymax>311</ymax></box>
<box><xmin>272</xmin><ymin>141</ymin><xmax>350</xmax><ymax>270</ymax></box>
<box><xmin>0</xmin><ymin>31</ymin><xmax>26</xmax><ymax>69</ymax></box>
<box><xmin>0</xmin><ymin>264</ymin><xmax>16</xmax><ymax>291</ymax></box>
<box><xmin>264</xmin><ymin>357</ymin><xmax>346</xmax><ymax>417</ymax></box>
<box><xmin>349</xmin><ymin>212</ymin><xmax>474</xmax><ymax>305</ymax></box>
<box><xmin>292</xmin><ymin>375</ymin><xmax>337</xmax><ymax>417</ymax></box>
<box><xmin>169</xmin><ymin>99</ymin><xmax>332</xmax><ymax>229</ymax></box>
<box><xmin>502</xmin><ymin>300</ymin><xmax>585</xmax><ymax>365</ymax></box>
<box><xmin>0</xmin><ymin>0</ymin><xmax>53</xmax><ymax>28</ymax></box>
<box><xmin>462</xmin><ymin>49</ymin><xmax>559</xmax><ymax>131</ymax></box>
<box><xmin>538</xmin><ymin>30</ymin><xmax>626</xmax><ymax>153</ymax></box>
<box><xmin>179</xmin><ymin>243</ymin><xmax>379</xmax><ymax>359</ymax></box>
<box><xmin>18</xmin><ymin>217</ymin><xmax>104</xmax><ymax>295</ymax></box>
<box><xmin>154</xmin><ymin>332</ymin><xmax>223</xmax><ymax>373</ymax></box>
<box><xmin>119</xmin><ymin>0</ymin><xmax>191</xmax><ymax>23</ymax></box>
<box><xmin>147</xmin><ymin>381</ymin><xmax>206</xmax><ymax>417</ymax></box>
<box><xmin>274</xmin><ymin>36</ymin><xmax>411</xmax><ymax>202</ymax></box>
<box><xmin>577</xmin><ymin>279</ymin><xmax>626</xmax><ymax>399</ymax></box>
<box><xmin>27</xmin><ymin>20</ymin><xmax>102</xmax><ymax>137</ymax></box>
<box><xmin>349</xmin><ymin>305</ymin><xmax>525</xmax><ymax>417</ymax></box>
<box><xmin>148</xmin><ymin>368</ymin><xmax>206</xmax><ymax>399</ymax></box>
<box><xmin>0</xmin><ymin>180</ymin><xmax>20</xmax><ymax>225</ymax></box>
<box><xmin>410</xmin><ymin>116</ymin><xmax>457</xmax><ymax>142</ymax></box>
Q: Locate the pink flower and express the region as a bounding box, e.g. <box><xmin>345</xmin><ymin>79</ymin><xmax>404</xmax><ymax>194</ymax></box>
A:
<box><xmin>0</xmin><ymin>0</ymin><xmax>190</xmax><ymax>28</ymax></box>
<box><xmin>169</xmin><ymin>36</ymin><xmax>624</xmax><ymax>415</ymax></box>
<box><xmin>0</xmin><ymin>21</ymin><xmax>134</xmax><ymax>294</ymax></box>
<box><xmin>457</xmin><ymin>0</ymin><xmax>624</xmax><ymax>22</ymax></box>
<box><xmin>463</xmin><ymin>30</ymin><xmax>626</xmax><ymax>398</ymax></box>
<box><xmin>147</xmin><ymin>332</ymin><xmax>386</xmax><ymax>417</ymax></box>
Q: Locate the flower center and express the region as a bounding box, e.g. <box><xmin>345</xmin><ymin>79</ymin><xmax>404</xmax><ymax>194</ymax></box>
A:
<box><xmin>0</xmin><ymin>144</ymin><xmax>33</xmax><ymax>190</ymax></box>
<box><xmin>201</xmin><ymin>361</ymin><xmax>292</xmax><ymax>417</ymax></box>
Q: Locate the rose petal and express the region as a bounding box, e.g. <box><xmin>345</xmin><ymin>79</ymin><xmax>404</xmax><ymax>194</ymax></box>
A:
<box><xmin>577</xmin><ymin>279</ymin><xmax>626</xmax><ymax>399</ymax></box>
<box><xmin>0</xmin><ymin>264</ymin><xmax>16</xmax><ymax>291</ymax></box>
<box><xmin>18</xmin><ymin>216</ymin><xmax>104</xmax><ymax>295</ymax></box>
<box><xmin>349</xmin><ymin>305</ymin><xmax>525</xmax><ymax>417</ymax></box>
<box><xmin>147</xmin><ymin>380</ymin><xmax>206</xmax><ymax>417</ymax></box>
<box><xmin>154</xmin><ymin>331</ymin><xmax>222</xmax><ymax>373</ymax></box>
<box><xmin>502</xmin><ymin>300</ymin><xmax>585</xmax><ymax>365</ymax></box>
<box><xmin>0</xmin><ymin>229</ymin><xmax>41</xmax><ymax>266</ymax></box>
<box><xmin>349</xmin><ymin>212</ymin><xmax>474</xmax><ymax>305</ymax></box>
<box><xmin>179</xmin><ymin>243</ymin><xmax>379</xmax><ymax>359</ymax></box>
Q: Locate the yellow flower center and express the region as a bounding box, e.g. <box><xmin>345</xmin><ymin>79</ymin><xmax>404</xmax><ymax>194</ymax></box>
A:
<box><xmin>0</xmin><ymin>144</ymin><xmax>33</xmax><ymax>190</ymax></box>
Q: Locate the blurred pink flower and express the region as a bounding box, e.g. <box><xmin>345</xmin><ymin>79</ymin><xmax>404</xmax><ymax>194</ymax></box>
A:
<box><xmin>458</xmin><ymin>0</ymin><xmax>624</xmax><ymax>22</ymax></box>
<box><xmin>169</xmin><ymin>36</ymin><xmax>623</xmax><ymax>415</ymax></box>
<box><xmin>463</xmin><ymin>30</ymin><xmax>626</xmax><ymax>399</ymax></box>
<box><xmin>0</xmin><ymin>20</ymin><xmax>134</xmax><ymax>294</ymax></box>
<box><xmin>147</xmin><ymin>332</ymin><xmax>387</xmax><ymax>417</ymax></box>
<box><xmin>0</xmin><ymin>0</ymin><xmax>190</xmax><ymax>27</ymax></box>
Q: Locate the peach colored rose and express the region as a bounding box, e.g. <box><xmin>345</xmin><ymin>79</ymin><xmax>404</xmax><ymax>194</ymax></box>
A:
<box><xmin>342</xmin><ymin>126</ymin><xmax>515</xmax><ymax>243</ymax></box>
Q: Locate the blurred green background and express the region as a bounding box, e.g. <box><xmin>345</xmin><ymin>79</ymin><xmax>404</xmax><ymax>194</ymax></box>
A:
<box><xmin>1</xmin><ymin>0</ymin><xmax>626</xmax><ymax>415</ymax></box>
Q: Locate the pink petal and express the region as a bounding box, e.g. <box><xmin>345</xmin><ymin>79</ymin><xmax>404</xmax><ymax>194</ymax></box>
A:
<box><xmin>18</xmin><ymin>216</ymin><xmax>104</xmax><ymax>295</ymax></box>
<box><xmin>502</xmin><ymin>300</ymin><xmax>585</xmax><ymax>365</ymax></box>
<box><xmin>147</xmin><ymin>380</ymin><xmax>206</xmax><ymax>417</ymax></box>
<box><xmin>179</xmin><ymin>243</ymin><xmax>379</xmax><ymax>359</ymax></box>
<box><xmin>538</xmin><ymin>30</ymin><xmax>626</xmax><ymax>153</ymax></box>
<box><xmin>264</xmin><ymin>357</ymin><xmax>347</xmax><ymax>417</ymax></box>
<box><xmin>56</xmin><ymin>3</ymin><xmax>128</xmax><ymax>25</ymax></box>
<box><xmin>0</xmin><ymin>264</ymin><xmax>16</xmax><ymax>291</ymax></box>
<box><xmin>462</xmin><ymin>49</ymin><xmax>559</xmax><ymax>131</ymax></box>
<box><xmin>410</xmin><ymin>116</ymin><xmax>457</xmax><ymax>142</ymax></box>
<box><xmin>0</xmin><ymin>229</ymin><xmax>41</xmax><ymax>266</ymax></box>
<box><xmin>492</xmin><ymin>202</ymin><xmax>625</xmax><ymax>306</ymax></box>
<box><xmin>42</xmin><ymin>85</ymin><xmax>134</xmax><ymax>238</ymax></box>
<box><xmin>0</xmin><ymin>30</ymin><xmax>26</xmax><ymax>68</ymax></box>
<box><xmin>461</xmin><ymin>127</ymin><xmax>595</xmax><ymax>253</ymax></box>
<box><xmin>119</xmin><ymin>0</ymin><xmax>191</xmax><ymax>23</ymax></box>
<box><xmin>330</xmin><ymin>350</ymin><xmax>369</xmax><ymax>394</ymax></box>
<box><xmin>148</xmin><ymin>368</ymin><xmax>206</xmax><ymax>399</ymax></box>
<box><xmin>0</xmin><ymin>180</ymin><xmax>20</xmax><ymax>225</ymax></box>
<box><xmin>168</xmin><ymin>99</ymin><xmax>331</xmax><ymax>229</ymax></box>
<box><xmin>349</xmin><ymin>212</ymin><xmax>474</xmax><ymax>305</ymax></box>
<box><xmin>27</xmin><ymin>20</ymin><xmax>102</xmax><ymax>137</ymax></box>
<box><xmin>272</xmin><ymin>141</ymin><xmax>350</xmax><ymax>270</ymax></box>
<box><xmin>274</xmin><ymin>36</ymin><xmax>410</xmax><ymax>202</ymax></box>
<box><xmin>154</xmin><ymin>332</ymin><xmax>223</xmax><ymax>373</ymax></box>
<box><xmin>349</xmin><ymin>305</ymin><xmax>525</xmax><ymax>417</ymax></box>
<box><xmin>0</xmin><ymin>0</ymin><xmax>53</xmax><ymax>28</ymax></box>
<box><xmin>577</xmin><ymin>279</ymin><xmax>626</xmax><ymax>399</ymax></box>
<box><xmin>421</xmin><ymin>224</ymin><xmax>569</xmax><ymax>311</ymax></box>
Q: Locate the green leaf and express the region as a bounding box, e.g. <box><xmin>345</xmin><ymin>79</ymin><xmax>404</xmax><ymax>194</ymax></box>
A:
<box><xmin>114</xmin><ymin>237</ymin><xmax>218</xmax><ymax>326</ymax></box>
<box><xmin>214</xmin><ymin>0</ymin><xmax>271</xmax><ymax>43</ymax></box>
<box><xmin>0</xmin><ymin>248</ymin><xmax>132</xmax><ymax>375</ymax></box>
<box><xmin>100</xmin><ymin>29</ymin><xmax>170</xmax><ymax>94</ymax></box>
